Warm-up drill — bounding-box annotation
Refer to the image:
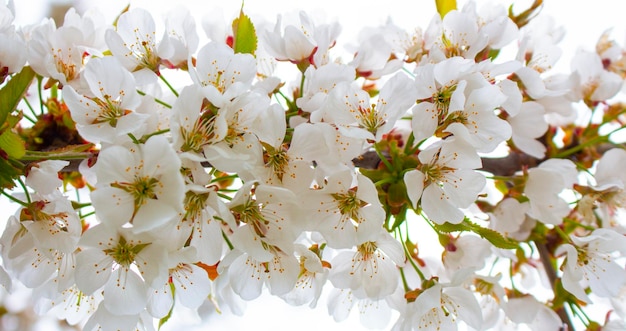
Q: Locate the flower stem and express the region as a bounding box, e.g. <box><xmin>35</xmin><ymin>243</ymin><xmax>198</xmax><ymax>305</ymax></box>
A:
<box><xmin>374</xmin><ymin>143</ymin><xmax>394</xmax><ymax>171</ymax></box>
<box><xmin>554</xmin><ymin>125</ymin><xmax>624</xmax><ymax>158</ymax></box>
<box><xmin>222</xmin><ymin>230</ymin><xmax>234</xmax><ymax>250</ymax></box>
<box><xmin>37</xmin><ymin>76</ymin><xmax>45</xmax><ymax>115</ymax></box>
<box><xmin>20</xmin><ymin>151</ymin><xmax>93</xmax><ymax>162</ymax></box>
<box><xmin>396</xmin><ymin>227</ymin><xmax>426</xmax><ymax>281</ymax></box>
<box><xmin>137</xmin><ymin>90</ymin><xmax>172</xmax><ymax>108</ymax></box>
<box><xmin>16</xmin><ymin>177</ymin><xmax>31</xmax><ymax>204</ymax></box>
<box><xmin>1</xmin><ymin>190</ymin><xmax>29</xmax><ymax>207</ymax></box>
<box><xmin>399</xmin><ymin>267</ymin><xmax>411</xmax><ymax>292</ymax></box>
<box><xmin>159</xmin><ymin>74</ymin><xmax>179</xmax><ymax>97</ymax></box>
<box><xmin>23</xmin><ymin>96</ymin><xmax>38</xmax><ymax>120</ymax></box>
<box><xmin>21</xmin><ymin>112</ymin><xmax>36</xmax><ymax>124</ymax></box>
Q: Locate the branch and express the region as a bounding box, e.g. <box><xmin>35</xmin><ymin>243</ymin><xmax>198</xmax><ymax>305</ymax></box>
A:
<box><xmin>536</xmin><ymin>242</ymin><xmax>575</xmax><ymax>331</ymax></box>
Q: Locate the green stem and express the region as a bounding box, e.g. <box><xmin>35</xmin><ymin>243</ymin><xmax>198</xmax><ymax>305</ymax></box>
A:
<box><xmin>554</xmin><ymin>226</ymin><xmax>572</xmax><ymax>243</ymax></box>
<box><xmin>375</xmin><ymin>177</ymin><xmax>397</xmax><ymax>187</ymax></box>
<box><xmin>404</xmin><ymin>132</ymin><xmax>416</xmax><ymax>155</ymax></box>
<box><xmin>23</xmin><ymin>96</ymin><xmax>38</xmax><ymax>120</ymax></box>
<box><xmin>276</xmin><ymin>90</ymin><xmax>296</xmax><ymax>110</ymax></box>
<box><xmin>401</xmin><ymin>66</ymin><xmax>416</xmax><ymax>78</ymax></box>
<box><xmin>564</xmin><ymin>218</ymin><xmax>596</xmax><ymax>232</ymax></box>
<box><xmin>20</xmin><ymin>151</ymin><xmax>93</xmax><ymax>162</ymax></box>
<box><xmin>37</xmin><ymin>76</ymin><xmax>45</xmax><ymax>115</ymax></box>
<box><xmin>485</xmin><ymin>175</ymin><xmax>516</xmax><ymax>181</ymax></box>
<box><xmin>51</xmin><ymin>83</ymin><xmax>58</xmax><ymax>99</ymax></box>
<box><xmin>399</xmin><ymin>267</ymin><xmax>411</xmax><ymax>292</ymax></box>
<box><xmin>137</xmin><ymin>90</ymin><xmax>172</xmax><ymax>109</ymax></box>
<box><xmin>211</xmin><ymin>174</ymin><xmax>239</xmax><ymax>183</ymax></box>
<box><xmin>73</xmin><ymin>201</ymin><xmax>92</xmax><ymax>209</ymax></box>
<box><xmin>488</xmin><ymin>257</ymin><xmax>499</xmax><ymax>276</ymax></box>
<box><xmin>1</xmin><ymin>190</ymin><xmax>29</xmax><ymax>207</ymax></box>
<box><xmin>75</xmin><ymin>190</ymin><xmax>83</xmax><ymax>218</ymax></box>
<box><xmin>159</xmin><ymin>75</ymin><xmax>179</xmax><ymax>97</ymax></box>
<box><xmin>139</xmin><ymin>129</ymin><xmax>170</xmax><ymax>143</ymax></box>
<box><xmin>570</xmin><ymin>302</ymin><xmax>592</xmax><ymax>326</ymax></box>
<box><xmin>298</xmin><ymin>74</ymin><xmax>305</xmax><ymax>99</ymax></box>
<box><xmin>222</xmin><ymin>230</ymin><xmax>234</xmax><ymax>250</ymax></box>
<box><xmin>404</xmin><ymin>135</ymin><xmax>425</xmax><ymax>156</ymax></box>
<box><xmin>374</xmin><ymin>143</ymin><xmax>394</xmax><ymax>171</ymax></box>
<box><xmin>554</xmin><ymin>125</ymin><xmax>624</xmax><ymax>158</ymax></box>
<box><xmin>508</xmin><ymin>261</ymin><xmax>518</xmax><ymax>291</ymax></box>
<box><xmin>21</xmin><ymin>112</ymin><xmax>36</xmax><ymax>124</ymax></box>
<box><xmin>396</xmin><ymin>227</ymin><xmax>426</xmax><ymax>281</ymax></box>
<box><xmin>16</xmin><ymin>177</ymin><xmax>31</xmax><ymax>204</ymax></box>
<box><xmin>128</xmin><ymin>133</ymin><xmax>140</xmax><ymax>144</ymax></box>
<box><xmin>217</xmin><ymin>188</ymin><xmax>239</xmax><ymax>193</ymax></box>
<box><xmin>217</xmin><ymin>193</ymin><xmax>232</xmax><ymax>201</ymax></box>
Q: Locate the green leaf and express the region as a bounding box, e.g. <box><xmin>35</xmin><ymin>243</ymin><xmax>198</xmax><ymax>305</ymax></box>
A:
<box><xmin>435</xmin><ymin>0</ymin><xmax>457</xmax><ymax>18</ymax></box>
<box><xmin>231</xmin><ymin>5</ymin><xmax>257</xmax><ymax>56</ymax></box>
<box><xmin>0</xmin><ymin>66</ymin><xmax>36</xmax><ymax>125</ymax></box>
<box><xmin>433</xmin><ymin>219</ymin><xmax>519</xmax><ymax>250</ymax></box>
<box><xmin>432</xmin><ymin>221</ymin><xmax>468</xmax><ymax>233</ymax></box>
<box><xmin>508</xmin><ymin>0</ymin><xmax>543</xmax><ymax>28</ymax></box>
<box><xmin>471</xmin><ymin>224</ymin><xmax>520</xmax><ymax>250</ymax></box>
<box><xmin>0</xmin><ymin>130</ymin><xmax>25</xmax><ymax>159</ymax></box>
<box><xmin>157</xmin><ymin>281</ymin><xmax>176</xmax><ymax>330</ymax></box>
<box><xmin>0</xmin><ymin>157</ymin><xmax>22</xmax><ymax>190</ymax></box>
<box><xmin>113</xmin><ymin>4</ymin><xmax>130</xmax><ymax>28</ymax></box>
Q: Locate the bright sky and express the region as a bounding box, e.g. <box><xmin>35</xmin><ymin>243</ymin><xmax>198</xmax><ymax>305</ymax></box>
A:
<box><xmin>5</xmin><ymin>0</ymin><xmax>626</xmax><ymax>330</ymax></box>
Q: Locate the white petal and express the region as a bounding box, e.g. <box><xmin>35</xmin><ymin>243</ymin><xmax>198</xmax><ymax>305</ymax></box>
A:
<box><xmin>147</xmin><ymin>283</ymin><xmax>173</xmax><ymax>318</ymax></box>
<box><xmin>0</xmin><ymin>265</ymin><xmax>11</xmax><ymax>292</ymax></box>
<box><xmin>75</xmin><ymin>249</ymin><xmax>113</xmax><ymax>295</ymax></box>
<box><xmin>191</xmin><ymin>217</ymin><xmax>224</xmax><ymax>266</ymax></box>
<box><xmin>90</xmin><ymin>187</ymin><xmax>134</xmax><ymax>227</ymax></box>
<box><xmin>411</xmin><ymin>103</ymin><xmax>437</xmax><ymax>143</ymax></box>
<box><xmin>229</xmin><ymin>254</ymin><xmax>264</xmax><ymax>300</ymax></box>
<box><xmin>422</xmin><ymin>184</ymin><xmax>465</xmax><ymax>224</ymax></box>
<box><xmin>443</xmin><ymin>286</ymin><xmax>483</xmax><ymax>330</ymax></box>
<box><xmin>404</xmin><ymin>170</ymin><xmax>425</xmax><ymax>209</ymax></box>
<box><xmin>174</xmin><ymin>265</ymin><xmax>212</xmax><ymax>309</ymax></box>
<box><xmin>103</xmin><ymin>268</ymin><xmax>148</xmax><ymax>316</ymax></box>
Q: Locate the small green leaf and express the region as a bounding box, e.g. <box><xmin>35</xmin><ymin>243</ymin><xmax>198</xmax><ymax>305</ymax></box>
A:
<box><xmin>508</xmin><ymin>0</ymin><xmax>543</xmax><ymax>28</ymax></box>
<box><xmin>471</xmin><ymin>224</ymin><xmax>520</xmax><ymax>250</ymax></box>
<box><xmin>433</xmin><ymin>219</ymin><xmax>519</xmax><ymax>250</ymax></box>
<box><xmin>435</xmin><ymin>0</ymin><xmax>457</xmax><ymax>18</ymax></box>
<box><xmin>432</xmin><ymin>221</ymin><xmax>468</xmax><ymax>233</ymax></box>
<box><xmin>0</xmin><ymin>157</ymin><xmax>22</xmax><ymax>190</ymax></box>
<box><xmin>231</xmin><ymin>5</ymin><xmax>257</xmax><ymax>56</ymax></box>
<box><xmin>113</xmin><ymin>4</ymin><xmax>130</xmax><ymax>28</ymax></box>
<box><xmin>0</xmin><ymin>130</ymin><xmax>25</xmax><ymax>159</ymax></box>
<box><xmin>0</xmin><ymin>66</ymin><xmax>36</xmax><ymax>125</ymax></box>
<box><xmin>157</xmin><ymin>281</ymin><xmax>176</xmax><ymax>330</ymax></box>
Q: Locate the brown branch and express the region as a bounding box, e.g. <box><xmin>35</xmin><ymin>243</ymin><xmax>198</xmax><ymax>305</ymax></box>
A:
<box><xmin>536</xmin><ymin>242</ymin><xmax>575</xmax><ymax>331</ymax></box>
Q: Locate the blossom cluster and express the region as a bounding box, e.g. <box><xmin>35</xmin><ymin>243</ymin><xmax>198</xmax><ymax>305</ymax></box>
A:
<box><xmin>1</xmin><ymin>0</ymin><xmax>626</xmax><ymax>330</ymax></box>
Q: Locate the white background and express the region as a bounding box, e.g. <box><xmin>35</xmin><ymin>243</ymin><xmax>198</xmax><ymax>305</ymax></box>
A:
<box><xmin>4</xmin><ymin>0</ymin><xmax>626</xmax><ymax>330</ymax></box>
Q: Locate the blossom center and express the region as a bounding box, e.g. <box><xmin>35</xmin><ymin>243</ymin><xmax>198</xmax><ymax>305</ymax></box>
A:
<box><xmin>20</xmin><ymin>201</ymin><xmax>70</xmax><ymax>235</ymax></box>
<box><xmin>52</xmin><ymin>47</ymin><xmax>79</xmax><ymax>82</ymax></box>
<box><xmin>263</xmin><ymin>143</ymin><xmax>289</xmax><ymax>181</ymax></box>
<box><xmin>355</xmin><ymin>103</ymin><xmax>385</xmax><ymax>134</ymax></box>
<box><xmin>332</xmin><ymin>189</ymin><xmax>366</xmax><ymax>220</ymax></box>
<box><xmin>103</xmin><ymin>236</ymin><xmax>149</xmax><ymax>267</ymax></box>
<box><xmin>180</xmin><ymin>112</ymin><xmax>218</xmax><ymax>152</ymax></box>
<box><xmin>232</xmin><ymin>198</ymin><xmax>269</xmax><ymax>237</ymax></box>
<box><xmin>92</xmin><ymin>95</ymin><xmax>131</xmax><ymax>127</ymax></box>
<box><xmin>111</xmin><ymin>175</ymin><xmax>160</xmax><ymax>209</ymax></box>
<box><xmin>129</xmin><ymin>28</ymin><xmax>160</xmax><ymax>72</ymax></box>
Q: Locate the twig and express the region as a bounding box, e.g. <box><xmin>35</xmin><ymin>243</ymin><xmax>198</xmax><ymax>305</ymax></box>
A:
<box><xmin>536</xmin><ymin>242</ymin><xmax>575</xmax><ymax>331</ymax></box>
